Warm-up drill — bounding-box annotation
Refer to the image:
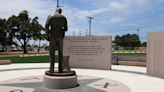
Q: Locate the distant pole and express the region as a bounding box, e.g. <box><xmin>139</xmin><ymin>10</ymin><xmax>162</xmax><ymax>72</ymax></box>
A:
<box><xmin>87</xmin><ymin>16</ymin><xmax>94</xmax><ymax>36</ymax></box>
<box><xmin>73</xmin><ymin>31</ymin><xmax>75</xmax><ymax>36</ymax></box>
<box><xmin>56</xmin><ymin>0</ymin><xmax>63</xmax><ymax>8</ymax></box>
<box><xmin>86</xmin><ymin>29</ymin><xmax>88</xmax><ymax>36</ymax></box>
<box><xmin>57</xmin><ymin>0</ymin><xmax>59</xmax><ymax>8</ymax></box>
<box><xmin>79</xmin><ymin>30</ymin><xmax>82</xmax><ymax>36</ymax></box>
<box><xmin>137</xmin><ymin>29</ymin><xmax>140</xmax><ymax>39</ymax></box>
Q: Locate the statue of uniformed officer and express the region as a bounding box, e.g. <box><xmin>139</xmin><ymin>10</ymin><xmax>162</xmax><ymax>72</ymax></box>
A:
<box><xmin>45</xmin><ymin>8</ymin><xmax>68</xmax><ymax>73</ymax></box>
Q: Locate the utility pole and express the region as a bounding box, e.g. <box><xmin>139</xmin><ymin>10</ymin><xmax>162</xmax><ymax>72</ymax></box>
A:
<box><xmin>73</xmin><ymin>31</ymin><xmax>75</xmax><ymax>36</ymax></box>
<box><xmin>57</xmin><ymin>0</ymin><xmax>59</xmax><ymax>8</ymax></box>
<box><xmin>137</xmin><ymin>29</ymin><xmax>140</xmax><ymax>39</ymax></box>
<box><xmin>79</xmin><ymin>30</ymin><xmax>82</xmax><ymax>36</ymax></box>
<box><xmin>56</xmin><ymin>0</ymin><xmax>63</xmax><ymax>8</ymax></box>
<box><xmin>86</xmin><ymin>29</ymin><xmax>88</xmax><ymax>36</ymax></box>
<box><xmin>87</xmin><ymin>16</ymin><xmax>94</xmax><ymax>36</ymax></box>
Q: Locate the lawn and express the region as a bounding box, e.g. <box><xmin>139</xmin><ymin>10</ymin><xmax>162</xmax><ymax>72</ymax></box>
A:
<box><xmin>112</xmin><ymin>53</ymin><xmax>146</xmax><ymax>56</ymax></box>
<box><xmin>0</xmin><ymin>52</ymin><xmax>146</xmax><ymax>64</ymax></box>
<box><xmin>0</xmin><ymin>55</ymin><xmax>56</xmax><ymax>63</ymax></box>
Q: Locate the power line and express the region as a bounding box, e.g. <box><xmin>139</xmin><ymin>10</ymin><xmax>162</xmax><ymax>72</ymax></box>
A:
<box><xmin>111</xmin><ymin>21</ymin><xmax>164</xmax><ymax>33</ymax></box>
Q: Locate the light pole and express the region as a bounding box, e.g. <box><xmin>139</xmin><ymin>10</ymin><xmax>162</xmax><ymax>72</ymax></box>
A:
<box><xmin>137</xmin><ymin>29</ymin><xmax>140</xmax><ymax>39</ymax></box>
<box><xmin>57</xmin><ymin>0</ymin><xmax>59</xmax><ymax>8</ymax></box>
<box><xmin>56</xmin><ymin>0</ymin><xmax>63</xmax><ymax>8</ymax></box>
<box><xmin>86</xmin><ymin>29</ymin><xmax>88</xmax><ymax>36</ymax></box>
<box><xmin>73</xmin><ymin>31</ymin><xmax>75</xmax><ymax>36</ymax></box>
<box><xmin>87</xmin><ymin>16</ymin><xmax>94</xmax><ymax>36</ymax></box>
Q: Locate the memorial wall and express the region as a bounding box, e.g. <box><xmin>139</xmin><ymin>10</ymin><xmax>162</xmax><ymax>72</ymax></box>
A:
<box><xmin>147</xmin><ymin>31</ymin><xmax>164</xmax><ymax>78</ymax></box>
<box><xmin>63</xmin><ymin>36</ymin><xmax>112</xmax><ymax>70</ymax></box>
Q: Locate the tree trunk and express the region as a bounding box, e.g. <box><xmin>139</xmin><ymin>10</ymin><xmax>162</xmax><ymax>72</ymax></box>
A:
<box><xmin>23</xmin><ymin>40</ymin><xmax>27</xmax><ymax>54</ymax></box>
<box><xmin>38</xmin><ymin>39</ymin><xmax>40</xmax><ymax>53</ymax></box>
<box><xmin>4</xmin><ymin>45</ymin><xmax>7</xmax><ymax>52</ymax></box>
<box><xmin>2</xmin><ymin>44</ymin><xmax>5</xmax><ymax>52</ymax></box>
<box><xmin>33</xmin><ymin>40</ymin><xmax>35</xmax><ymax>52</ymax></box>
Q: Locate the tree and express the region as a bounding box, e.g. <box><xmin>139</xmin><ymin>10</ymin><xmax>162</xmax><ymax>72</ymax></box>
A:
<box><xmin>0</xmin><ymin>18</ymin><xmax>14</xmax><ymax>51</ymax></box>
<box><xmin>141</xmin><ymin>42</ymin><xmax>147</xmax><ymax>47</ymax></box>
<box><xmin>114</xmin><ymin>34</ymin><xmax>141</xmax><ymax>50</ymax></box>
<box><xmin>31</xmin><ymin>17</ymin><xmax>44</xmax><ymax>53</ymax></box>
<box><xmin>8</xmin><ymin>10</ymin><xmax>43</xmax><ymax>53</ymax></box>
<box><xmin>130</xmin><ymin>34</ymin><xmax>141</xmax><ymax>48</ymax></box>
<box><xmin>114</xmin><ymin>35</ymin><xmax>121</xmax><ymax>46</ymax></box>
<box><xmin>0</xmin><ymin>18</ymin><xmax>7</xmax><ymax>51</ymax></box>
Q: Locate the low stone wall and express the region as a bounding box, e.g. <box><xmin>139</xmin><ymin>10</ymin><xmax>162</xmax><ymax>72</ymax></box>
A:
<box><xmin>116</xmin><ymin>56</ymin><xmax>146</xmax><ymax>62</ymax></box>
<box><xmin>112</xmin><ymin>56</ymin><xmax>146</xmax><ymax>67</ymax></box>
<box><xmin>0</xmin><ymin>60</ymin><xmax>11</xmax><ymax>65</ymax></box>
<box><xmin>118</xmin><ymin>61</ymin><xmax>146</xmax><ymax>67</ymax></box>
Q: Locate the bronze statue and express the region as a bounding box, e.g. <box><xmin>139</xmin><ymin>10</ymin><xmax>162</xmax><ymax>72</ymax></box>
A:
<box><xmin>45</xmin><ymin>8</ymin><xmax>68</xmax><ymax>73</ymax></box>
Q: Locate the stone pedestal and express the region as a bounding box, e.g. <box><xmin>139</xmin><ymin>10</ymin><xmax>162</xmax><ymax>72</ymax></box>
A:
<box><xmin>43</xmin><ymin>71</ymin><xmax>78</xmax><ymax>89</ymax></box>
<box><xmin>63</xmin><ymin>36</ymin><xmax>112</xmax><ymax>70</ymax></box>
<box><xmin>147</xmin><ymin>31</ymin><xmax>164</xmax><ymax>78</ymax></box>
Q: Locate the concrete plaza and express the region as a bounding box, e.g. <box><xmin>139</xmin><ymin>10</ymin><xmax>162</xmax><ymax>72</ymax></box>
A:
<box><xmin>0</xmin><ymin>63</ymin><xmax>164</xmax><ymax>92</ymax></box>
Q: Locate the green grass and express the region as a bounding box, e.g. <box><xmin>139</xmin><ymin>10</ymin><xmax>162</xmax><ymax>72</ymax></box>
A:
<box><xmin>112</xmin><ymin>53</ymin><xmax>146</xmax><ymax>56</ymax></box>
<box><xmin>0</xmin><ymin>55</ymin><xmax>59</xmax><ymax>63</ymax></box>
<box><xmin>0</xmin><ymin>53</ymin><xmax>146</xmax><ymax>64</ymax></box>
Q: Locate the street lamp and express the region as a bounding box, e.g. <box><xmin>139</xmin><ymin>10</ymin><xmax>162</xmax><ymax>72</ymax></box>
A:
<box><xmin>87</xmin><ymin>16</ymin><xmax>94</xmax><ymax>36</ymax></box>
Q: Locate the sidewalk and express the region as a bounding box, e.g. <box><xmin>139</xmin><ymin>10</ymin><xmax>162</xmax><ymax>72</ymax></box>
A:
<box><xmin>0</xmin><ymin>64</ymin><xmax>164</xmax><ymax>92</ymax></box>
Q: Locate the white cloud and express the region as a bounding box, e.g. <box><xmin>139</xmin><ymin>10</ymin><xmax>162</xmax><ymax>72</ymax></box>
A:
<box><xmin>60</xmin><ymin>0</ymin><xmax>154</xmax><ymax>36</ymax></box>
<box><xmin>62</xmin><ymin>5</ymin><xmax>111</xmax><ymax>35</ymax></box>
<box><xmin>102</xmin><ymin>17</ymin><xmax>124</xmax><ymax>24</ymax></box>
<box><xmin>0</xmin><ymin>0</ymin><xmax>159</xmax><ymax>38</ymax></box>
<box><xmin>0</xmin><ymin>0</ymin><xmax>54</xmax><ymax>25</ymax></box>
<box><xmin>109</xmin><ymin>1</ymin><xmax>127</xmax><ymax>10</ymax></box>
<box><xmin>64</xmin><ymin>7</ymin><xmax>110</xmax><ymax>20</ymax></box>
<box><xmin>110</xmin><ymin>17</ymin><xmax>124</xmax><ymax>22</ymax></box>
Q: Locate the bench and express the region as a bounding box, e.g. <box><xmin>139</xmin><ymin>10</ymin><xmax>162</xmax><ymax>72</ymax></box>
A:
<box><xmin>116</xmin><ymin>56</ymin><xmax>146</xmax><ymax>62</ymax></box>
<box><xmin>112</xmin><ymin>56</ymin><xmax>146</xmax><ymax>67</ymax></box>
<box><xmin>118</xmin><ymin>61</ymin><xmax>146</xmax><ymax>67</ymax></box>
<box><xmin>0</xmin><ymin>60</ymin><xmax>11</xmax><ymax>65</ymax></box>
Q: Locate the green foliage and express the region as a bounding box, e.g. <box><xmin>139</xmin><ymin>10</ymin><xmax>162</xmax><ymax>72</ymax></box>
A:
<box><xmin>114</xmin><ymin>34</ymin><xmax>141</xmax><ymax>50</ymax></box>
<box><xmin>32</xmin><ymin>17</ymin><xmax>44</xmax><ymax>40</ymax></box>
<box><xmin>0</xmin><ymin>18</ymin><xmax>15</xmax><ymax>51</ymax></box>
<box><xmin>0</xmin><ymin>19</ymin><xmax>7</xmax><ymax>47</ymax></box>
<box><xmin>141</xmin><ymin>42</ymin><xmax>147</xmax><ymax>47</ymax></box>
<box><xmin>7</xmin><ymin>10</ymin><xmax>43</xmax><ymax>53</ymax></box>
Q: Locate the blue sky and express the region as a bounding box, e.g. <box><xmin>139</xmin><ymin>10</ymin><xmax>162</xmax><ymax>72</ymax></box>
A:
<box><xmin>0</xmin><ymin>0</ymin><xmax>164</xmax><ymax>44</ymax></box>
